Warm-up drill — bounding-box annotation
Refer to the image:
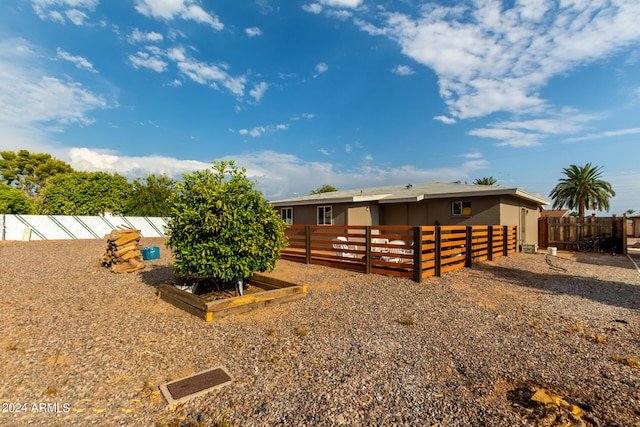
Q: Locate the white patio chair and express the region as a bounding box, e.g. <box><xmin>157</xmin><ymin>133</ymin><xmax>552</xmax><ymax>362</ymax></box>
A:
<box><xmin>333</xmin><ymin>236</ymin><xmax>357</xmax><ymax>258</ymax></box>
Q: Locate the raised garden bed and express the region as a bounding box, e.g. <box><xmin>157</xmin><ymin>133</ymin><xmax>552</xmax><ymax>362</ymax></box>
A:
<box><xmin>158</xmin><ymin>273</ymin><xmax>307</xmax><ymax>321</ymax></box>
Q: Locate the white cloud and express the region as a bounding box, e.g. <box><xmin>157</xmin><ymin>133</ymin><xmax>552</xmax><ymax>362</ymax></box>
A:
<box><xmin>129</xmin><ymin>29</ymin><xmax>164</xmax><ymax>43</ymax></box>
<box><xmin>0</xmin><ymin>74</ymin><xmax>106</xmax><ymax>126</ymax></box>
<box><xmin>134</xmin><ymin>0</ymin><xmax>224</xmax><ymax>30</ymax></box>
<box><xmin>363</xmin><ymin>154</ymin><xmax>373</xmax><ymax>161</ymax></box>
<box><xmin>433</xmin><ymin>115</ymin><xmax>456</xmax><ymax>125</ymax></box>
<box><xmin>65</xmin><ymin>9</ymin><xmax>88</xmax><ymax>25</ymax></box>
<box><xmin>468</xmin><ymin>128</ymin><xmax>542</xmax><ymax>147</ymax></box>
<box><xmin>249</xmin><ymin>82</ymin><xmax>268</xmax><ymax>102</ymax></box>
<box><xmin>68</xmin><ymin>147</ymin><xmax>209</xmax><ymax>176</ymax></box>
<box><xmin>177</xmin><ymin>60</ymin><xmax>245</xmax><ymax>96</ymax></box>
<box><xmin>326</xmin><ymin>9</ymin><xmax>352</xmax><ymax>20</ymax></box>
<box><xmin>470</xmin><ymin>111</ymin><xmax>603</xmax><ymax>146</ymax></box>
<box><xmin>392</xmin><ymin>64</ymin><xmax>414</xmax><ymax>75</ymax></box>
<box><xmin>357</xmin><ymin>1</ymin><xmax>640</xmax><ymax>119</ymax></box>
<box><xmin>245</xmin><ymin>27</ymin><xmax>263</xmax><ymax>37</ymax></box>
<box><xmin>564</xmin><ymin>127</ymin><xmax>640</xmax><ymax>143</ymax></box>
<box><xmin>48</xmin><ymin>10</ymin><xmax>66</xmax><ymax>23</ymax></box>
<box><xmin>315</xmin><ymin>62</ymin><xmax>328</xmax><ymax>74</ymax></box>
<box><xmin>345</xmin><ymin>144</ymin><xmax>352</xmax><ymax>153</ymax></box>
<box><xmin>292</xmin><ymin>112</ymin><xmax>316</xmax><ymax>120</ymax></box>
<box><xmin>249</xmin><ymin>126</ymin><xmax>267</xmax><ymax>137</ymax></box>
<box><xmin>239</xmin><ymin>123</ymin><xmax>289</xmax><ymax>138</ymax></box>
<box><xmin>166</xmin><ymin>46</ymin><xmax>186</xmax><ymax>62</ymax></box>
<box><xmin>32</xmin><ymin>0</ymin><xmax>98</xmax><ymax>24</ymax></box>
<box><xmin>320</xmin><ymin>0</ymin><xmax>362</xmax><ymax>8</ymax></box>
<box><xmin>0</xmin><ymin>38</ymin><xmax>108</xmax><ymax>151</ymax></box>
<box><xmin>319</xmin><ymin>148</ymin><xmax>329</xmax><ymax>155</ymax></box>
<box><xmin>56</xmin><ymin>48</ymin><xmax>96</xmax><ymax>72</ymax></box>
<box><xmin>302</xmin><ymin>3</ymin><xmax>322</xmax><ymax>14</ymax></box>
<box><xmin>129</xmin><ymin>51</ymin><xmax>168</xmax><ymax>72</ymax></box>
<box><xmin>460</xmin><ymin>151</ymin><xmax>482</xmax><ymax>159</ymax></box>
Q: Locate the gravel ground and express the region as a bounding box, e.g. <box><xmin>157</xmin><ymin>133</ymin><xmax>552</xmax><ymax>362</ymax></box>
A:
<box><xmin>1</xmin><ymin>238</ymin><xmax>639</xmax><ymax>427</ymax></box>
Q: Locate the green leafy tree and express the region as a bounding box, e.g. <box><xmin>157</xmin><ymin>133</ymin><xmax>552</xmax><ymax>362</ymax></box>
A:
<box><xmin>166</xmin><ymin>160</ymin><xmax>287</xmax><ymax>281</ymax></box>
<box><xmin>127</xmin><ymin>173</ymin><xmax>176</xmax><ymax>217</ymax></box>
<box><xmin>625</xmin><ymin>209</ymin><xmax>636</xmax><ymax>216</ymax></box>
<box><xmin>473</xmin><ymin>176</ymin><xmax>497</xmax><ymax>185</ymax></box>
<box><xmin>36</xmin><ymin>171</ymin><xmax>132</xmax><ymax>215</ymax></box>
<box><xmin>0</xmin><ymin>150</ymin><xmax>73</xmax><ymax>197</ymax></box>
<box><xmin>310</xmin><ymin>184</ymin><xmax>338</xmax><ymax>195</ymax></box>
<box><xmin>549</xmin><ymin>163</ymin><xmax>615</xmax><ymax>218</ymax></box>
<box><xmin>0</xmin><ymin>183</ymin><xmax>35</xmax><ymax>214</ymax></box>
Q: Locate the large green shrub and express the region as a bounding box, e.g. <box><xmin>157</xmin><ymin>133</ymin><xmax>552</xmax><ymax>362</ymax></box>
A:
<box><xmin>36</xmin><ymin>171</ymin><xmax>132</xmax><ymax>215</ymax></box>
<box><xmin>166</xmin><ymin>160</ymin><xmax>287</xmax><ymax>281</ymax></box>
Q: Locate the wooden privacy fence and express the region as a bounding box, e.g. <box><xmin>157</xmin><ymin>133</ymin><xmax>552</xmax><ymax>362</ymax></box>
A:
<box><xmin>538</xmin><ymin>216</ymin><xmax>627</xmax><ymax>251</ymax></box>
<box><xmin>281</xmin><ymin>225</ymin><xmax>517</xmax><ymax>282</ymax></box>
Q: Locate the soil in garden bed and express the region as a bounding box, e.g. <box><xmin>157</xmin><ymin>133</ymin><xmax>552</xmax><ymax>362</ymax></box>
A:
<box><xmin>171</xmin><ymin>277</ymin><xmax>262</xmax><ymax>301</ymax></box>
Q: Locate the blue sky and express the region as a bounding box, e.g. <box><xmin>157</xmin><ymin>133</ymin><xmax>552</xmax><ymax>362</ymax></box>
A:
<box><xmin>1</xmin><ymin>0</ymin><xmax>639</xmax><ymax>214</ymax></box>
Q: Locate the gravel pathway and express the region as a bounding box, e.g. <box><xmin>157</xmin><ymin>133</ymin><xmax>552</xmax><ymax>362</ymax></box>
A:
<box><xmin>1</xmin><ymin>238</ymin><xmax>639</xmax><ymax>426</ymax></box>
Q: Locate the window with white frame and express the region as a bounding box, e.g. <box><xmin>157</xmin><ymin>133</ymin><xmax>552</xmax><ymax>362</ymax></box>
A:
<box><xmin>281</xmin><ymin>207</ymin><xmax>293</xmax><ymax>224</ymax></box>
<box><xmin>317</xmin><ymin>206</ymin><xmax>332</xmax><ymax>225</ymax></box>
<box><xmin>452</xmin><ymin>201</ymin><xmax>472</xmax><ymax>216</ymax></box>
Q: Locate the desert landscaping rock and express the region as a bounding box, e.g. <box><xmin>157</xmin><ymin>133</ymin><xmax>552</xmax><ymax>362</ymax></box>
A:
<box><xmin>1</xmin><ymin>238</ymin><xmax>639</xmax><ymax>426</ymax></box>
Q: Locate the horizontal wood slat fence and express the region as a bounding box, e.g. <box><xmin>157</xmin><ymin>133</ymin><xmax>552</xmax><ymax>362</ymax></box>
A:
<box><xmin>281</xmin><ymin>225</ymin><xmax>517</xmax><ymax>282</ymax></box>
<box><xmin>538</xmin><ymin>216</ymin><xmax>627</xmax><ymax>251</ymax></box>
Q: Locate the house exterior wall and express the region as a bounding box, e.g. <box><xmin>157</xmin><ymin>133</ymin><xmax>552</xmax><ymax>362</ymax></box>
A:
<box><xmin>426</xmin><ymin>196</ymin><xmax>501</xmax><ymax>226</ymax></box>
<box><xmin>277</xmin><ymin>194</ymin><xmax>542</xmax><ymax>245</ymax></box>
<box><xmin>347</xmin><ymin>203</ymin><xmax>379</xmax><ymax>226</ymax></box>
<box><xmin>283</xmin><ymin>203</ymin><xmax>349</xmax><ymax>225</ymax></box>
<box><xmin>500</xmin><ymin>196</ymin><xmax>540</xmax><ymax>245</ymax></box>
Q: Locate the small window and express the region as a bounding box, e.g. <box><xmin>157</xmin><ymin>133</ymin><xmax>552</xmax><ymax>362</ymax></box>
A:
<box><xmin>452</xmin><ymin>201</ymin><xmax>472</xmax><ymax>216</ymax></box>
<box><xmin>317</xmin><ymin>206</ymin><xmax>332</xmax><ymax>225</ymax></box>
<box><xmin>281</xmin><ymin>207</ymin><xmax>293</xmax><ymax>224</ymax></box>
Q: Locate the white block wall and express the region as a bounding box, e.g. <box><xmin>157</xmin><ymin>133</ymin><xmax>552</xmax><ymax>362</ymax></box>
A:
<box><xmin>0</xmin><ymin>214</ymin><xmax>168</xmax><ymax>240</ymax></box>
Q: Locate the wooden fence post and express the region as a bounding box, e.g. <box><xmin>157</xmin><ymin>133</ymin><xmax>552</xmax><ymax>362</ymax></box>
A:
<box><xmin>305</xmin><ymin>225</ymin><xmax>311</xmax><ymax>264</ymax></box>
<box><xmin>435</xmin><ymin>225</ymin><xmax>442</xmax><ymax>277</ymax></box>
<box><xmin>465</xmin><ymin>226</ymin><xmax>473</xmax><ymax>267</ymax></box>
<box><xmin>487</xmin><ymin>225</ymin><xmax>493</xmax><ymax>261</ymax></box>
<box><xmin>413</xmin><ymin>226</ymin><xmax>422</xmax><ymax>282</ymax></box>
<box><xmin>503</xmin><ymin>225</ymin><xmax>508</xmax><ymax>256</ymax></box>
<box><xmin>365</xmin><ymin>226</ymin><xmax>372</xmax><ymax>275</ymax></box>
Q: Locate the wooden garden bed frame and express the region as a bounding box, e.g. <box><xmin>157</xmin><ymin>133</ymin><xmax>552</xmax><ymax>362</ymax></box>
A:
<box><xmin>158</xmin><ymin>273</ymin><xmax>307</xmax><ymax>321</ymax></box>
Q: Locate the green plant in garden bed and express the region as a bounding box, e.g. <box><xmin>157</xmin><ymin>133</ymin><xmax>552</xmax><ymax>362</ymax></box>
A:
<box><xmin>165</xmin><ymin>160</ymin><xmax>287</xmax><ymax>284</ymax></box>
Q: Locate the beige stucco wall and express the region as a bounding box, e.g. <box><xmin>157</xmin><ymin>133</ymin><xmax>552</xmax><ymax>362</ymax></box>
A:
<box><xmin>347</xmin><ymin>203</ymin><xmax>379</xmax><ymax>226</ymax></box>
<box><xmin>499</xmin><ymin>196</ymin><xmax>540</xmax><ymax>245</ymax></box>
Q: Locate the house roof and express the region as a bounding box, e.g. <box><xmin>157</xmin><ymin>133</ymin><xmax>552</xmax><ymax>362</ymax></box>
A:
<box><xmin>540</xmin><ymin>209</ymin><xmax>570</xmax><ymax>218</ymax></box>
<box><xmin>271</xmin><ymin>182</ymin><xmax>550</xmax><ymax>207</ymax></box>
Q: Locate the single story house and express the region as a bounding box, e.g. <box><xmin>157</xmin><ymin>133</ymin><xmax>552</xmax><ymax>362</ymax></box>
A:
<box><xmin>271</xmin><ymin>182</ymin><xmax>549</xmax><ymax>246</ymax></box>
<box><xmin>540</xmin><ymin>209</ymin><xmax>569</xmax><ymax>218</ymax></box>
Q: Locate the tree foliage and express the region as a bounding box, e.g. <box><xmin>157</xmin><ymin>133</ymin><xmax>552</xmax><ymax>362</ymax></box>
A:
<box><xmin>310</xmin><ymin>184</ymin><xmax>338</xmax><ymax>195</ymax></box>
<box><xmin>0</xmin><ymin>183</ymin><xmax>35</xmax><ymax>214</ymax></box>
<box><xmin>549</xmin><ymin>163</ymin><xmax>615</xmax><ymax>218</ymax></box>
<box><xmin>0</xmin><ymin>150</ymin><xmax>73</xmax><ymax>197</ymax></box>
<box><xmin>166</xmin><ymin>161</ymin><xmax>287</xmax><ymax>281</ymax></box>
<box><xmin>127</xmin><ymin>173</ymin><xmax>176</xmax><ymax>217</ymax></box>
<box><xmin>473</xmin><ymin>176</ymin><xmax>497</xmax><ymax>185</ymax></box>
<box><xmin>36</xmin><ymin>171</ymin><xmax>132</xmax><ymax>215</ymax></box>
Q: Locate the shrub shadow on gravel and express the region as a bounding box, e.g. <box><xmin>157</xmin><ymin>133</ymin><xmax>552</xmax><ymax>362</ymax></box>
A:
<box><xmin>138</xmin><ymin>265</ymin><xmax>174</xmax><ymax>288</ymax></box>
<box><xmin>471</xmin><ymin>261</ymin><xmax>639</xmax><ymax>311</ymax></box>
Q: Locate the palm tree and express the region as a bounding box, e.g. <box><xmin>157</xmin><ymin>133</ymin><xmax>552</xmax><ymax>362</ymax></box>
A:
<box><xmin>549</xmin><ymin>163</ymin><xmax>615</xmax><ymax>218</ymax></box>
<box><xmin>473</xmin><ymin>176</ymin><xmax>497</xmax><ymax>185</ymax></box>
